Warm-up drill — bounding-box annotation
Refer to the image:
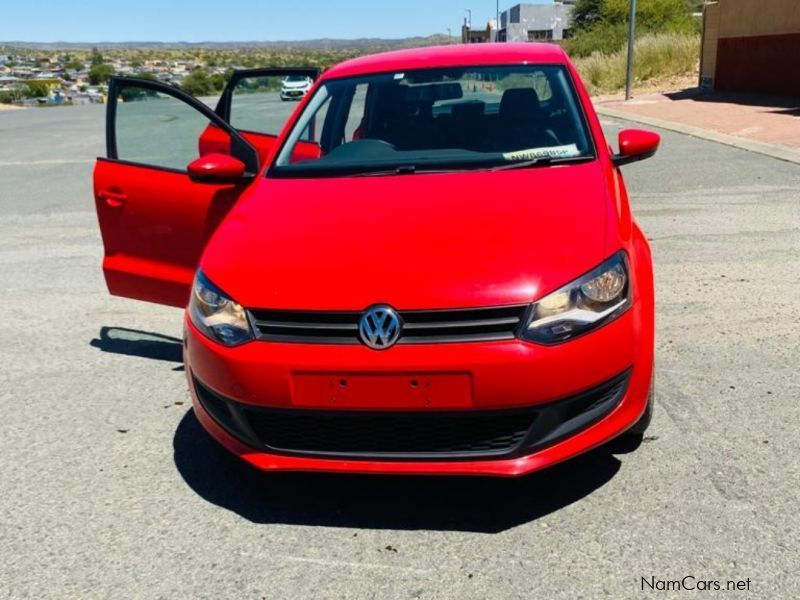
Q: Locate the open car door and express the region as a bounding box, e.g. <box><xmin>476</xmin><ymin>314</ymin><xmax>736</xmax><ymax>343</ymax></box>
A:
<box><xmin>199</xmin><ymin>67</ymin><xmax>320</xmax><ymax>164</ymax></box>
<box><xmin>94</xmin><ymin>76</ymin><xmax>261</xmax><ymax>308</ymax></box>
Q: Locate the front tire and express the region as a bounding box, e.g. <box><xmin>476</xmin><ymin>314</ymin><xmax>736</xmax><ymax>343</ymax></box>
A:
<box><xmin>626</xmin><ymin>377</ymin><xmax>654</xmax><ymax>436</ymax></box>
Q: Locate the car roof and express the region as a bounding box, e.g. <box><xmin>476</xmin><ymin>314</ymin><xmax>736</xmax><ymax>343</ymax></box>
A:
<box><xmin>322</xmin><ymin>43</ymin><xmax>568</xmax><ymax>80</ymax></box>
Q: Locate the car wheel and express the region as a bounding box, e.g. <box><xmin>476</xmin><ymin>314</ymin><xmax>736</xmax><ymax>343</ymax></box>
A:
<box><xmin>626</xmin><ymin>377</ymin><xmax>654</xmax><ymax>436</ymax></box>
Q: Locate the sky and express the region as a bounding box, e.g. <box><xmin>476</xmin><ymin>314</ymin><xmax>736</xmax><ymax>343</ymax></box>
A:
<box><xmin>0</xmin><ymin>0</ymin><xmax>529</xmax><ymax>43</ymax></box>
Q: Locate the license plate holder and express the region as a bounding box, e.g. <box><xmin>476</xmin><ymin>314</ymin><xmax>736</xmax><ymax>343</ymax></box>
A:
<box><xmin>291</xmin><ymin>373</ymin><xmax>473</xmax><ymax>409</ymax></box>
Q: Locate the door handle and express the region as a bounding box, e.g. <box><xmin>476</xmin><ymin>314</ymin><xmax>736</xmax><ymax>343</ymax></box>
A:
<box><xmin>99</xmin><ymin>190</ymin><xmax>127</xmax><ymax>208</ymax></box>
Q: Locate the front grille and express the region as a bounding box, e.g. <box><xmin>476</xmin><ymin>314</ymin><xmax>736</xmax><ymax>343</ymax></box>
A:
<box><xmin>193</xmin><ymin>369</ymin><xmax>631</xmax><ymax>460</ymax></box>
<box><xmin>246</xmin><ymin>409</ymin><xmax>534</xmax><ymax>456</ymax></box>
<box><xmin>248</xmin><ymin>305</ymin><xmax>527</xmax><ymax>345</ymax></box>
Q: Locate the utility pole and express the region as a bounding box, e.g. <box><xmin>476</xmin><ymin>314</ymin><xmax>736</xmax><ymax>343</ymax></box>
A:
<box><xmin>447</xmin><ymin>27</ymin><xmax>452</xmax><ymax>43</ymax></box>
<box><xmin>496</xmin><ymin>0</ymin><xmax>500</xmax><ymax>42</ymax></box>
<box><xmin>625</xmin><ymin>0</ymin><xmax>637</xmax><ymax>100</ymax></box>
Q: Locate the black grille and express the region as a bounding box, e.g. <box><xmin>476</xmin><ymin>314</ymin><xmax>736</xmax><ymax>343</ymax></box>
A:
<box><xmin>193</xmin><ymin>370</ymin><xmax>630</xmax><ymax>460</ymax></box>
<box><xmin>248</xmin><ymin>305</ymin><xmax>527</xmax><ymax>345</ymax></box>
<box><xmin>246</xmin><ymin>409</ymin><xmax>534</xmax><ymax>456</ymax></box>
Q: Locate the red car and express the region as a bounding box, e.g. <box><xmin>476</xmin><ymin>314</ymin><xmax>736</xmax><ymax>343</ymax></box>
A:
<box><xmin>94</xmin><ymin>43</ymin><xmax>659</xmax><ymax>477</ymax></box>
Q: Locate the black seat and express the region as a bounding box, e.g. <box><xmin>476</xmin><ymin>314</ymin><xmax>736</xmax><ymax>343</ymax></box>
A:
<box><xmin>497</xmin><ymin>88</ymin><xmax>559</xmax><ymax>151</ymax></box>
<box><xmin>449</xmin><ymin>101</ymin><xmax>486</xmax><ymax>150</ymax></box>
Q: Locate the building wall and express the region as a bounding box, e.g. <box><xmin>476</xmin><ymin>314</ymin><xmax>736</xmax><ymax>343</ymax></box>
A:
<box><xmin>701</xmin><ymin>0</ymin><xmax>800</xmax><ymax>95</ymax></box>
<box><xmin>500</xmin><ymin>2</ymin><xmax>574</xmax><ymax>42</ymax></box>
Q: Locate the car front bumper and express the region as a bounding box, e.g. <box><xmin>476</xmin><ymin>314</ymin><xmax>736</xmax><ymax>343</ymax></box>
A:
<box><xmin>184</xmin><ymin>299</ymin><xmax>653</xmax><ymax>477</ymax></box>
<box><xmin>280</xmin><ymin>89</ymin><xmax>307</xmax><ymax>100</ymax></box>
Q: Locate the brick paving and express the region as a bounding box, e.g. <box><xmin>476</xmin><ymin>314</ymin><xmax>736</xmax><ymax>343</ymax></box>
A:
<box><xmin>596</xmin><ymin>89</ymin><xmax>800</xmax><ymax>150</ymax></box>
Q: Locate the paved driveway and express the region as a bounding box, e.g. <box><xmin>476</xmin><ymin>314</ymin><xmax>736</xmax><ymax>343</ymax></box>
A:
<box><xmin>0</xmin><ymin>104</ymin><xmax>798</xmax><ymax>599</ymax></box>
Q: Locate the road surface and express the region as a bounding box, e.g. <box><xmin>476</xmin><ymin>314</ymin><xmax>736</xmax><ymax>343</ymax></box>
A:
<box><xmin>0</xmin><ymin>103</ymin><xmax>798</xmax><ymax>599</ymax></box>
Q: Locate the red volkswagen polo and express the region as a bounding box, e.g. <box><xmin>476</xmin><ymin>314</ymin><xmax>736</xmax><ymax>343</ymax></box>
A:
<box><xmin>94</xmin><ymin>43</ymin><xmax>659</xmax><ymax>477</ymax></box>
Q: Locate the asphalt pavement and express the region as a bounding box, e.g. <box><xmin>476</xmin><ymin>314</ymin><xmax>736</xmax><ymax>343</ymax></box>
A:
<box><xmin>0</xmin><ymin>103</ymin><xmax>798</xmax><ymax>599</ymax></box>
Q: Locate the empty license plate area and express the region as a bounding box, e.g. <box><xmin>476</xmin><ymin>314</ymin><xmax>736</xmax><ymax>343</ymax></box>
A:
<box><xmin>291</xmin><ymin>373</ymin><xmax>473</xmax><ymax>409</ymax></box>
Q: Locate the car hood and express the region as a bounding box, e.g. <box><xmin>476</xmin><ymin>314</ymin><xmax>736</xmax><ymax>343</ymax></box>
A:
<box><xmin>202</xmin><ymin>161</ymin><xmax>612</xmax><ymax>310</ymax></box>
<box><xmin>282</xmin><ymin>81</ymin><xmax>309</xmax><ymax>89</ymax></box>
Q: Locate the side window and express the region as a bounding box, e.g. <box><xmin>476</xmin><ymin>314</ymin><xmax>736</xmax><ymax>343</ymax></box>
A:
<box><xmin>229</xmin><ymin>75</ymin><xmax>309</xmax><ymax>137</ymax></box>
<box><xmin>300</xmin><ymin>93</ymin><xmax>332</xmax><ymax>143</ymax></box>
<box><xmin>344</xmin><ymin>83</ymin><xmax>369</xmax><ymax>141</ymax></box>
<box><xmin>115</xmin><ymin>85</ymin><xmax>224</xmax><ymax>171</ymax></box>
<box><xmin>532</xmin><ymin>71</ymin><xmax>553</xmax><ymax>101</ymax></box>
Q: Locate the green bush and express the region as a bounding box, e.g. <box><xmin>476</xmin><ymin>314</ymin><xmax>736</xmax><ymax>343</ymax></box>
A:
<box><xmin>573</xmin><ymin>32</ymin><xmax>700</xmax><ymax>94</ymax></box>
<box><xmin>565</xmin><ymin>22</ymin><xmax>629</xmax><ymax>57</ymax></box>
<box><xmin>24</xmin><ymin>81</ymin><xmax>50</xmax><ymax>98</ymax></box>
<box><xmin>567</xmin><ymin>0</ymin><xmax>699</xmax><ymax>57</ymax></box>
<box><xmin>89</xmin><ymin>63</ymin><xmax>115</xmax><ymax>85</ymax></box>
<box><xmin>180</xmin><ymin>69</ymin><xmax>223</xmax><ymax>97</ymax></box>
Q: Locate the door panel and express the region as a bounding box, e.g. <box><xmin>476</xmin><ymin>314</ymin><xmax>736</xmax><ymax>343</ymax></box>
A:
<box><xmin>213</xmin><ymin>68</ymin><xmax>319</xmax><ymax>160</ymax></box>
<box><xmin>95</xmin><ymin>159</ymin><xmax>244</xmax><ymax>306</ymax></box>
<box><xmin>198</xmin><ymin>125</ymin><xmax>319</xmax><ymax>164</ymax></box>
<box><xmin>95</xmin><ymin>77</ymin><xmax>259</xmax><ymax>307</ymax></box>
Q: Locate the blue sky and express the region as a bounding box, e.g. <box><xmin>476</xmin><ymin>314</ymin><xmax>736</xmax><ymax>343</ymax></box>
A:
<box><xmin>0</xmin><ymin>0</ymin><xmax>529</xmax><ymax>42</ymax></box>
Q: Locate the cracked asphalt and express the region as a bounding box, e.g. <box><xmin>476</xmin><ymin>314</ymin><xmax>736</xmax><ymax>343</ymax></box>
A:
<box><xmin>0</xmin><ymin>104</ymin><xmax>798</xmax><ymax>599</ymax></box>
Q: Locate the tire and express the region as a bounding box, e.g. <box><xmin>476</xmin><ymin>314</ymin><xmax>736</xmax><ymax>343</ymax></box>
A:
<box><xmin>626</xmin><ymin>376</ymin><xmax>654</xmax><ymax>436</ymax></box>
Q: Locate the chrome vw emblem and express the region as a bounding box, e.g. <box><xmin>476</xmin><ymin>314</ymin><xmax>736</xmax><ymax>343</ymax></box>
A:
<box><xmin>358</xmin><ymin>305</ymin><xmax>401</xmax><ymax>350</ymax></box>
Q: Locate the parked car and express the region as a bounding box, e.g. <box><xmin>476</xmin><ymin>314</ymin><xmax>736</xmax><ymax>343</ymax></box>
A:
<box><xmin>93</xmin><ymin>43</ymin><xmax>659</xmax><ymax>477</ymax></box>
<box><xmin>279</xmin><ymin>74</ymin><xmax>313</xmax><ymax>101</ymax></box>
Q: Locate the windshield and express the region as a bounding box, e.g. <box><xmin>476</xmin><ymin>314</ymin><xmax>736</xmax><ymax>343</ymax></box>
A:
<box><xmin>273</xmin><ymin>65</ymin><xmax>594</xmax><ymax>177</ymax></box>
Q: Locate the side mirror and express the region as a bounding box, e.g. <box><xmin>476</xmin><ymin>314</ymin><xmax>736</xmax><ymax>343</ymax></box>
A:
<box><xmin>187</xmin><ymin>153</ymin><xmax>249</xmax><ymax>183</ymax></box>
<box><xmin>612</xmin><ymin>129</ymin><xmax>660</xmax><ymax>167</ymax></box>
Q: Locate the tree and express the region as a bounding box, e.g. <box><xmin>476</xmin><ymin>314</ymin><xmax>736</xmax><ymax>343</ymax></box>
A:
<box><xmin>88</xmin><ymin>63</ymin><xmax>115</xmax><ymax>85</ymax></box>
<box><xmin>180</xmin><ymin>69</ymin><xmax>222</xmax><ymax>97</ymax></box>
<box><xmin>24</xmin><ymin>81</ymin><xmax>50</xmax><ymax>98</ymax></box>
<box><xmin>572</xmin><ymin>0</ymin><xmax>606</xmax><ymax>31</ymax></box>
<box><xmin>64</xmin><ymin>59</ymin><xmax>85</xmax><ymax>71</ymax></box>
<box><xmin>566</xmin><ymin>0</ymin><xmax>698</xmax><ymax>57</ymax></box>
<box><xmin>90</xmin><ymin>47</ymin><xmax>104</xmax><ymax>66</ymax></box>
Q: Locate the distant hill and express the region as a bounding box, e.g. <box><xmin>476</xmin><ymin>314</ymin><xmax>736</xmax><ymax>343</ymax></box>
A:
<box><xmin>1</xmin><ymin>35</ymin><xmax>453</xmax><ymax>52</ymax></box>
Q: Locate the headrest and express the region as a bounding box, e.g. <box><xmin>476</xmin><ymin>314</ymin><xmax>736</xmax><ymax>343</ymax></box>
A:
<box><xmin>500</xmin><ymin>88</ymin><xmax>542</xmax><ymax>118</ymax></box>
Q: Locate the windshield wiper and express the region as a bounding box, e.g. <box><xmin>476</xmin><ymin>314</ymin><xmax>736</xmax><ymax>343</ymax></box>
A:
<box><xmin>488</xmin><ymin>155</ymin><xmax>592</xmax><ymax>171</ymax></box>
<box><xmin>350</xmin><ymin>164</ymin><xmax>472</xmax><ymax>177</ymax></box>
<box><xmin>346</xmin><ymin>165</ymin><xmax>415</xmax><ymax>177</ymax></box>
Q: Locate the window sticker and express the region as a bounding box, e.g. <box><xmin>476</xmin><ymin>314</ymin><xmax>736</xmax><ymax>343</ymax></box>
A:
<box><xmin>502</xmin><ymin>144</ymin><xmax>580</xmax><ymax>161</ymax></box>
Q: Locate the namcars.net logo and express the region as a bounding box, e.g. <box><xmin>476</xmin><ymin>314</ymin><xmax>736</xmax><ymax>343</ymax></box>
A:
<box><xmin>641</xmin><ymin>576</ymin><xmax>752</xmax><ymax>592</ymax></box>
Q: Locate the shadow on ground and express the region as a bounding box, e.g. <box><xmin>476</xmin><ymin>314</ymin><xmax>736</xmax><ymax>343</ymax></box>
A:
<box><xmin>664</xmin><ymin>88</ymin><xmax>800</xmax><ymax>116</ymax></box>
<box><xmin>173</xmin><ymin>410</ymin><xmax>633</xmax><ymax>533</ymax></box>
<box><xmin>90</xmin><ymin>326</ymin><xmax>183</xmax><ymax>364</ymax></box>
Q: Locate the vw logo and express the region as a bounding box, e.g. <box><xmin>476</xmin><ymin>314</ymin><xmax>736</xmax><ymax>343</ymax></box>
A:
<box><xmin>358</xmin><ymin>305</ymin><xmax>401</xmax><ymax>350</ymax></box>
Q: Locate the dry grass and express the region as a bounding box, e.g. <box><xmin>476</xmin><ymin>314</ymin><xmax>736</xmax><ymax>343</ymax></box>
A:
<box><xmin>574</xmin><ymin>33</ymin><xmax>700</xmax><ymax>95</ymax></box>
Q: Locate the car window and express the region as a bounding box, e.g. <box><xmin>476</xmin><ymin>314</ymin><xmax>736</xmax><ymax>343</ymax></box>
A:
<box><xmin>229</xmin><ymin>74</ymin><xmax>305</xmax><ymax>135</ymax></box>
<box><xmin>274</xmin><ymin>65</ymin><xmax>593</xmax><ymax>177</ymax></box>
<box><xmin>115</xmin><ymin>85</ymin><xmax>224</xmax><ymax>171</ymax></box>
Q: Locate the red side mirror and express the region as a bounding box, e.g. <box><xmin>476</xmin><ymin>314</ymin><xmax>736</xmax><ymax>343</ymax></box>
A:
<box><xmin>613</xmin><ymin>129</ymin><xmax>660</xmax><ymax>167</ymax></box>
<box><xmin>187</xmin><ymin>153</ymin><xmax>248</xmax><ymax>183</ymax></box>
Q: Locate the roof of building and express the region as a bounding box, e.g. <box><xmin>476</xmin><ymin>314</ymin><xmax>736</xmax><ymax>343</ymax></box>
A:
<box><xmin>323</xmin><ymin>43</ymin><xmax>568</xmax><ymax>80</ymax></box>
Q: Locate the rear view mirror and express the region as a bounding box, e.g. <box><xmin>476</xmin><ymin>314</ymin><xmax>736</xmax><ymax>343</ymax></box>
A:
<box><xmin>187</xmin><ymin>153</ymin><xmax>248</xmax><ymax>183</ymax></box>
<box><xmin>405</xmin><ymin>82</ymin><xmax>464</xmax><ymax>103</ymax></box>
<box><xmin>612</xmin><ymin>129</ymin><xmax>660</xmax><ymax>167</ymax></box>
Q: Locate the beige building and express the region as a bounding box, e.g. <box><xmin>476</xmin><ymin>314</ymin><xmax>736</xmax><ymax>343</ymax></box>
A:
<box><xmin>700</xmin><ymin>0</ymin><xmax>800</xmax><ymax>95</ymax></box>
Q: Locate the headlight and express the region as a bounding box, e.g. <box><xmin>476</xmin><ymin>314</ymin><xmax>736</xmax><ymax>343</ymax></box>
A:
<box><xmin>521</xmin><ymin>251</ymin><xmax>631</xmax><ymax>344</ymax></box>
<box><xmin>188</xmin><ymin>271</ymin><xmax>253</xmax><ymax>346</ymax></box>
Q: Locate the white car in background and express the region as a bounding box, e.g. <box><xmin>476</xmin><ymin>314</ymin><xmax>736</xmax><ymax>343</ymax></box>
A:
<box><xmin>280</xmin><ymin>75</ymin><xmax>313</xmax><ymax>101</ymax></box>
